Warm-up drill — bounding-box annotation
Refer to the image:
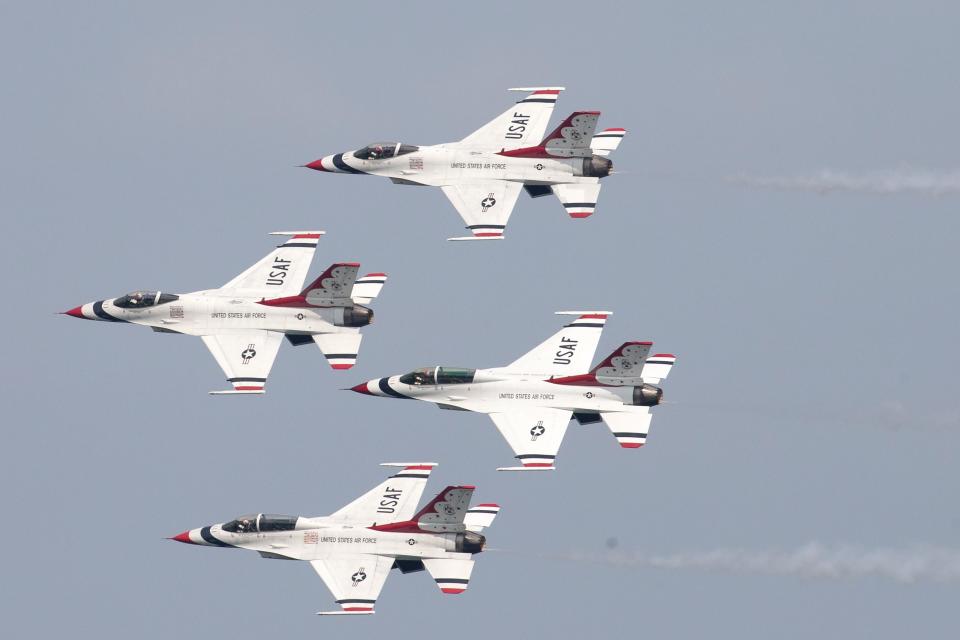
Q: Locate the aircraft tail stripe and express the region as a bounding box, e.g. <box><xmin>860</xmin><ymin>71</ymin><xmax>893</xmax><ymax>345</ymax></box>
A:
<box><xmin>227</xmin><ymin>377</ymin><xmax>267</xmax><ymax>383</ymax></box>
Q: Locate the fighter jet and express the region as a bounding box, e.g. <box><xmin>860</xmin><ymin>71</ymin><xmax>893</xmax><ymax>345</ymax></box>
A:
<box><xmin>62</xmin><ymin>231</ymin><xmax>387</xmax><ymax>394</ymax></box>
<box><xmin>304</xmin><ymin>87</ymin><xmax>626</xmax><ymax>240</ymax></box>
<box><xmin>170</xmin><ymin>462</ymin><xmax>499</xmax><ymax>616</ymax></box>
<box><xmin>350</xmin><ymin>312</ymin><xmax>676</xmax><ymax>470</ymax></box>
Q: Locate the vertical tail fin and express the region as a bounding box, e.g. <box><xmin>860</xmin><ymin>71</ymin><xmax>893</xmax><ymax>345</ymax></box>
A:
<box><xmin>590</xmin><ymin>341</ymin><xmax>653</xmax><ymax>385</ymax></box>
<box><xmin>300</xmin><ymin>262</ymin><xmax>360</xmax><ymax>304</ymax></box>
<box><xmin>410</xmin><ymin>485</ymin><xmax>475</xmax><ymax>532</ymax></box>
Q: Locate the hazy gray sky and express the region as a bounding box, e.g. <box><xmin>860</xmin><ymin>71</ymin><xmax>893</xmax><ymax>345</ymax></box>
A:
<box><xmin>3</xmin><ymin>2</ymin><xmax>958</xmax><ymax>637</ymax></box>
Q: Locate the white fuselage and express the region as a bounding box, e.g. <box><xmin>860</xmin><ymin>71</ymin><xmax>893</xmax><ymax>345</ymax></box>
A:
<box><xmin>363</xmin><ymin>368</ymin><xmax>634</xmax><ymax>414</ymax></box>
<box><xmin>181</xmin><ymin>518</ymin><xmax>469</xmax><ymax>562</ymax></box>
<box><xmin>318</xmin><ymin>145</ymin><xmax>597</xmax><ymax>187</ymax></box>
<box><xmin>72</xmin><ymin>290</ymin><xmax>355</xmax><ymax>337</ymax></box>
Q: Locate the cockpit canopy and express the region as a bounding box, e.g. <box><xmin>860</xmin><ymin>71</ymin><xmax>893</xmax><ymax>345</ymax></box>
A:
<box><xmin>354</xmin><ymin>142</ymin><xmax>419</xmax><ymax>160</ymax></box>
<box><xmin>113</xmin><ymin>291</ymin><xmax>179</xmax><ymax>309</ymax></box>
<box><xmin>399</xmin><ymin>366</ymin><xmax>476</xmax><ymax>386</ymax></box>
<box><xmin>222</xmin><ymin>513</ymin><xmax>298</xmax><ymax>533</ymax></box>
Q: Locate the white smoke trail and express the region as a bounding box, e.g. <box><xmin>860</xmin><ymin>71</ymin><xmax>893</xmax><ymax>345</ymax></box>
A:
<box><xmin>728</xmin><ymin>169</ymin><xmax>960</xmax><ymax>196</ymax></box>
<box><xmin>545</xmin><ymin>543</ymin><xmax>960</xmax><ymax>583</ymax></box>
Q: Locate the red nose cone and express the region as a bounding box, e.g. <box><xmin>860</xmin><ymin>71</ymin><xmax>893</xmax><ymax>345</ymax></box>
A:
<box><xmin>350</xmin><ymin>382</ymin><xmax>372</xmax><ymax>395</ymax></box>
<box><xmin>63</xmin><ymin>306</ymin><xmax>84</xmax><ymax>318</ymax></box>
<box><xmin>170</xmin><ymin>531</ymin><xmax>194</xmax><ymax>544</ymax></box>
<box><xmin>304</xmin><ymin>158</ymin><xmax>327</xmax><ymax>171</ymax></box>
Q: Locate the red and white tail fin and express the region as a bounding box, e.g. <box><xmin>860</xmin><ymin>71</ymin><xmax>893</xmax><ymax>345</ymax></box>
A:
<box><xmin>590</xmin><ymin>341</ymin><xmax>653</xmax><ymax>385</ymax></box>
<box><xmin>591</xmin><ymin>127</ymin><xmax>626</xmax><ymax>156</ymax></box>
<box><xmin>301</xmin><ymin>262</ymin><xmax>360</xmax><ymax>306</ymax></box>
<box><xmin>538</xmin><ymin>111</ymin><xmax>601</xmax><ymax>157</ymax></box>
<box><xmin>464</xmin><ymin>503</ymin><xmax>500</xmax><ymax>533</ymax></box>
<box><xmin>641</xmin><ymin>354</ymin><xmax>677</xmax><ymax>383</ymax></box>
<box><xmin>351</xmin><ymin>272</ymin><xmax>387</xmax><ymax>304</ymax></box>
<box><xmin>499</xmin><ymin>111</ymin><xmax>601</xmax><ymax>159</ymax></box>
<box><xmin>409</xmin><ymin>485</ymin><xmax>475</xmax><ymax>532</ymax></box>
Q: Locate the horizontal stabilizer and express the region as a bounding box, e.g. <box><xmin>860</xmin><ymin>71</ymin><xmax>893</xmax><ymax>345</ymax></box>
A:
<box><xmin>317</xmin><ymin>610</ymin><xmax>374</xmax><ymax>616</ymax></box>
<box><xmin>590</xmin><ymin>128</ymin><xmax>626</xmax><ymax>156</ymax></box>
<box><xmin>448</xmin><ymin>235</ymin><xmax>505</xmax><ymax>242</ymax></box>
<box><xmin>422</xmin><ymin>558</ymin><xmax>475</xmax><ymax>595</ymax></box>
<box><xmin>464</xmin><ymin>504</ymin><xmax>501</xmax><ymax>532</ymax></box>
<box><xmin>208</xmin><ymin>389</ymin><xmax>265</xmax><ymax>396</ymax></box>
<box><xmin>313</xmin><ymin>331</ymin><xmax>363</xmax><ymax>370</ymax></box>
<box><xmin>552</xmin><ymin>182</ymin><xmax>602</xmax><ymax>219</ymax></box>
<box><xmin>496</xmin><ymin>465</ymin><xmax>555</xmax><ymax>472</ymax></box>
<box><xmin>641</xmin><ymin>354</ymin><xmax>677</xmax><ymax>383</ymax></box>
<box><xmin>351</xmin><ymin>273</ymin><xmax>387</xmax><ymax>304</ymax></box>
<box><xmin>603</xmin><ymin>409</ymin><xmax>653</xmax><ymax>449</ymax></box>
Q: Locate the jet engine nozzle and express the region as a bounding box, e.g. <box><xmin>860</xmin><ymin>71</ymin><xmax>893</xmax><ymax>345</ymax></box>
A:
<box><xmin>455</xmin><ymin>531</ymin><xmax>486</xmax><ymax>554</ymax></box>
<box><xmin>335</xmin><ymin>305</ymin><xmax>374</xmax><ymax>328</ymax></box>
<box><xmin>579</xmin><ymin>155</ymin><xmax>613</xmax><ymax>178</ymax></box>
<box><xmin>631</xmin><ymin>383</ymin><xmax>663</xmax><ymax>407</ymax></box>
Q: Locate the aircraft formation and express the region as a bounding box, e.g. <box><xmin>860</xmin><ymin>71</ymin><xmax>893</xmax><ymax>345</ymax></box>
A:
<box><xmin>64</xmin><ymin>88</ymin><xmax>673</xmax><ymax>616</ymax></box>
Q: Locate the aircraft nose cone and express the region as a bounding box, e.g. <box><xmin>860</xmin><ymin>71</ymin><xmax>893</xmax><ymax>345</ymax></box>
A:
<box><xmin>170</xmin><ymin>531</ymin><xmax>195</xmax><ymax>544</ymax></box>
<box><xmin>350</xmin><ymin>381</ymin><xmax>373</xmax><ymax>395</ymax></box>
<box><xmin>303</xmin><ymin>158</ymin><xmax>328</xmax><ymax>172</ymax></box>
<box><xmin>62</xmin><ymin>306</ymin><xmax>85</xmax><ymax>319</ymax></box>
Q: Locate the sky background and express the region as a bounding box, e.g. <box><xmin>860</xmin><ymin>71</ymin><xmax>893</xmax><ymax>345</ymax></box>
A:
<box><xmin>2</xmin><ymin>1</ymin><xmax>959</xmax><ymax>637</ymax></box>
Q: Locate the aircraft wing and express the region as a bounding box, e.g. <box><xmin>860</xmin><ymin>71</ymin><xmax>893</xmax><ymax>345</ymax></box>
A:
<box><xmin>442</xmin><ymin>181</ymin><xmax>523</xmax><ymax>240</ymax></box>
<box><xmin>221</xmin><ymin>232</ymin><xmax>322</xmax><ymax>296</ymax></box>
<box><xmin>489</xmin><ymin>407</ymin><xmax>572</xmax><ymax>471</ymax></box>
<box><xmin>201</xmin><ymin>331</ymin><xmax>283</xmax><ymax>394</ymax></box>
<box><xmin>311</xmin><ymin>554</ymin><xmax>394</xmax><ymax>615</ymax></box>
<box><xmin>329</xmin><ymin>463</ymin><xmax>435</xmax><ymax>525</ymax></box>
<box><xmin>458</xmin><ymin>87</ymin><xmax>564</xmax><ymax>151</ymax></box>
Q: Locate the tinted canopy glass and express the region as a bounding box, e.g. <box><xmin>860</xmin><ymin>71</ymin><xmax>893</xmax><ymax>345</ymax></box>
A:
<box><xmin>399</xmin><ymin>367</ymin><xmax>436</xmax><ymax>386</ymax></box>
<box><xmin>399</xmin><ymin>367</ymin><xmax>475</xmax><ymax>386</ymax></box>
<box><xmin>354</xmin><ymin>142</ymin><xmax>419</xmax><ymax>160</ymax></box>
<box><xmin>222</xmin><ymin>513</ymin><xmax>298</xmax><ymax>533</ymax></box>
<box><xmin>113</xmin><ymin>291</ymin><xmax>179</xmax><ymax>309</ymax></box>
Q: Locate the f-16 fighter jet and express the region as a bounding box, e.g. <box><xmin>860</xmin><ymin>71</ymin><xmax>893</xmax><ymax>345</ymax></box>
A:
<box><xmin>62</xmin><ymin>231</ymin><xmax>387</xmax><ymax>394</ymax></box>
<box><xmin>170</xmin><ymin>463</ymin><xmax>499</xmax><ymax>616</ymax></box>
<box><xmin>351</xmin><ymin>312</ymin><xmax>676</xmax><ymax>470</ymax></box>
<box><xmin>304</xmin><ymin>87</ymin><xmax>626</xmax><ymax>240</ymax></box>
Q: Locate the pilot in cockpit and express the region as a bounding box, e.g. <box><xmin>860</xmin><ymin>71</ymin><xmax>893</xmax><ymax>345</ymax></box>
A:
<box><xmin>369</xmin><ymin>144</ymin><xmax>385</xmax><ymax>160</ymax></box>
<box><xmin>129</xmin><ymin>291</ymin><xmax>145</xmax><ymax>306</ymax></box>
